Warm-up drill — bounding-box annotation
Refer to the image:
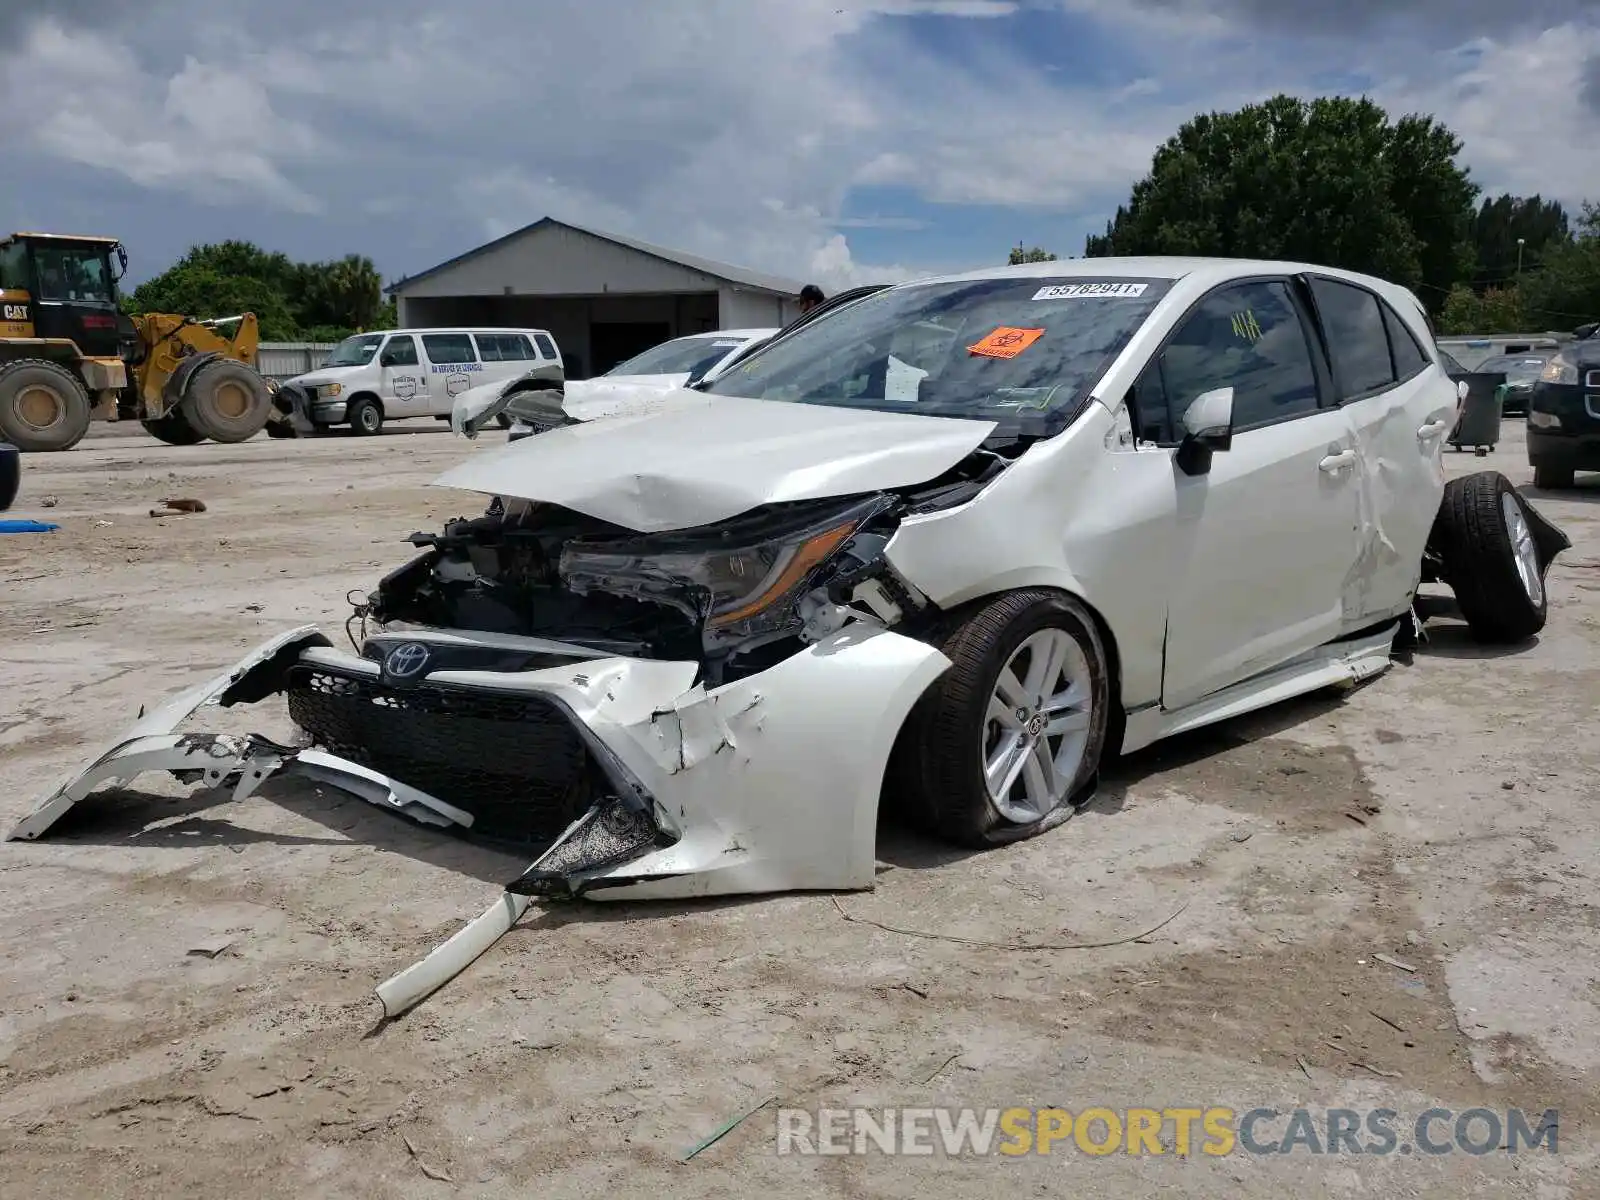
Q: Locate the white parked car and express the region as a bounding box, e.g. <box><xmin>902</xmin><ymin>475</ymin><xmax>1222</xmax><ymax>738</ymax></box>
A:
<box><xmin>455</xmin><ymin>328</ymin><xmax>777</xmax><ymax>441</ymax></box>
<box><xmin>15</xmin><ymin>258</ymin><xmax>1569</xmax><ymax>1015</ymax></box>
<box><xmin>275</xmin><ymin>327</ymin><xmax>563</xmax><ymax>436</ymax></box>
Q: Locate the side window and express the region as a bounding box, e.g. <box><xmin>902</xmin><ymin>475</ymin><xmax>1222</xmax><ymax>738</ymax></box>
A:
<box><xmin>473</xmin><ymin>333</ymin><xmax>505</xmax><ymax>362</ymax></box>
<box><xmin>381</xmin><ymin>335</ymin><xmax>418</xmax><ymax>366</ymax></box>
<box><xmin>533</xmin><ymin>333</ymin><xmax>559</xmax><ymax>361</ymax></box>
<box><xmin>1381</xmin><ymin>304</ymin><xmax>1429</xmax><ymax>381</ymax></box>
<box><xmin>422</xmin><ymin>333</ymin><xmax>476</xmax><ymax>365</ymax></box>
<box><xmin>1159</xmin><ymin>280</ymin><xmax>1320</xmax><ymax>431</ymax></box>
<box><xmin>505</xmin><ymin>334</ymin><xmax>535</xmax><ymax>360</ymax></box>
<box><xmin>1127</xmin><ymin>360</ymin><xmax>1174</xmax><ymax>444</ymax></box>
<box><xmin>1309</xmin><ymin>278</ymin><xmax>1397</xmax><ymax>399</ymax></box>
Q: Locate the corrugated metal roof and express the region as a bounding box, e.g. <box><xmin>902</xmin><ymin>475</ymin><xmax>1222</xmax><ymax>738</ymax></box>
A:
<box><xmin>389</xmin><ymin>217</ymin><xmax>805</xmax><ymax>298</ymax></box>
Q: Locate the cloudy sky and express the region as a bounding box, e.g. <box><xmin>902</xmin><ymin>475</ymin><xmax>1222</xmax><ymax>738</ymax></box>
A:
<box><xmin>3</xmin><ymin>1</ymin><xmax>1597</xmax><ymax>291</ymax></box>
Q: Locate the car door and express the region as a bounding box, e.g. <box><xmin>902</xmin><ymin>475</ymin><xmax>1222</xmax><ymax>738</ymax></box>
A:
<box><xmin>1155</xmin><ymin>278</ymin><xmax>1364</xmax><ymax>711</ymax></box>
<box><xmin>378</xmin><ymin>334</ymin><xmax>429</xmax><ymax>416</ymax></box>
<box><xmin>1301</xmin><ymin>275</ymin><xmax>1455</xmax><ymax>628</ymax></box>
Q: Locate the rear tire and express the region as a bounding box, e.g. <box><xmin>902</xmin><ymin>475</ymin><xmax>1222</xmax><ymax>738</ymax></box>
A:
<box><xmin>180</xmin><ymin>360</ymin><xmax>272</xmax><ymax>443</ymax></box>
<box><xmin>891</xmin><ymin>589</ymin><xmax>1108</xmax><ymax>847</ymax></box>
<box><xmin>347</xmin><ymin>397</ymin><xmax>383</xmax><ymax>436</ymax></box>
<box><xmin>0</xmin><ymin>359</ymin><xmax>92</xmax><ymax>452</ymax></box>
<box><xmin>1532</xmin><ymin>464</ymin><xmax>1573</xmax><ymax>489</ymax></box>
<box><xmin>1436</xmin><ymin>472</ymin><xmax>1550</xmax><ymax>643</ymax></box>
<box><xmin>140</xmin><ymin>411</ymin><xmax>206</xmax><ymax>446</ymax></box>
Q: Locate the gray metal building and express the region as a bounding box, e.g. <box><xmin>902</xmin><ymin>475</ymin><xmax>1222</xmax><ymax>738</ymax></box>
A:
<box><xmin>387</xmin><ymin>218</ymin><xmax>805</xmax><ymax>378</ymax></box>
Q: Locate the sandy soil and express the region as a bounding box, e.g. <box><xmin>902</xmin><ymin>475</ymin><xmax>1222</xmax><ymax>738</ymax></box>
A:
<box><xmin>1</xmin><ymin>419</ymin><xmax>1597</xmax><ymax>1198</ymax></box>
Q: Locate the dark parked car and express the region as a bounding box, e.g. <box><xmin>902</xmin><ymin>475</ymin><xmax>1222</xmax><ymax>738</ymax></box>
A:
<box><xmin>1527</xmin><ymin>336</ymin><xmax>1600</xmax><ymax>488</ymax></box>
<box><xmin>1475</xmin><ymin>353</ymin><xmax>1549</xmax><ymax>416</ymax></box>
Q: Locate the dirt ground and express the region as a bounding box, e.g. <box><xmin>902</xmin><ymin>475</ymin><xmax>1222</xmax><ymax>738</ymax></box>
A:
<box><xmin>1</xmin><ymin>418</ymin><xmax>1598</xmax><ymax>1198</ymax></box>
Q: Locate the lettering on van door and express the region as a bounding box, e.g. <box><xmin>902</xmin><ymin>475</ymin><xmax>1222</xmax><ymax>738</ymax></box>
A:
<box><xmin>429</xmin><ymin>363</ymin><xmax>484</xmax><ymax>374</ymax></box>
<box><xmin>392</xmin><ymin>376</ymin><xmax>420</xmax><ymax>400</ymax></box>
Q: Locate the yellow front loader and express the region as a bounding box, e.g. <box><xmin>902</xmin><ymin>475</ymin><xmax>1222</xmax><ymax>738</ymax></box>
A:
<box><xmin>0</xmin><ymin>232</ymin><xmax>284</xmax><ymax>450</ymax></box>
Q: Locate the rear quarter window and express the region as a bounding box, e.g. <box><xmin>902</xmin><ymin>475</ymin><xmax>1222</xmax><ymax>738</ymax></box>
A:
<box><xmin>532</xmin><ymin>333</ymin><xmax>559</xmax><ymax>361</ymax></box>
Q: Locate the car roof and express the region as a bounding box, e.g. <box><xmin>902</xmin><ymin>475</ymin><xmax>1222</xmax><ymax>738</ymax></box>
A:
<box><xmin>903</xmin><ymin>256</ymin><xmax>1424</xmax><ymax>304</ymax></box>
<box><xmin>350</xmin><ymin>327</ymin><xmax>556</xmax><ymax>338</ymax></box>
<box><xmin>685</xmin><ymin>328</ymin><xmax>778</xmax><ymax>341</ymax></box>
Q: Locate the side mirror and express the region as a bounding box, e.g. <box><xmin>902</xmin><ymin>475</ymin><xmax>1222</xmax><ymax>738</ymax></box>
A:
<box><xmin>1175</xmin><ymin>386</ymin><xmax>1234</xmax><ymax>477</ymax></box>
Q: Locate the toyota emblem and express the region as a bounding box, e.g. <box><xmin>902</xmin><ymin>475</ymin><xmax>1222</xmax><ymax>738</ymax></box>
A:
<box><xmin>385</xmin><ymin>642</ymin><xmax>430</xmax><ymax>680</ymax></box>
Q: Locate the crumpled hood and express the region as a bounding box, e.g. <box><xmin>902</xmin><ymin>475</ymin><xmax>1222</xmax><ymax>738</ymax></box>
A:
<box><xmin>432</xmin><ymin>387</ymin><xmax>998</xmax><ymax>532</ymax></box>
<box><xmin>561</xmin><ymin>375</ymin><xmax>688</xmax><ymax>421</ymax></box>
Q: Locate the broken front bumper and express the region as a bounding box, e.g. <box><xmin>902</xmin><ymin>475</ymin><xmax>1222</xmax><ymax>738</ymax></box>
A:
<box><xmin>9</xmin><ymin>624</ymin><xmax>950</xmax><ymax>1008</ymax></box>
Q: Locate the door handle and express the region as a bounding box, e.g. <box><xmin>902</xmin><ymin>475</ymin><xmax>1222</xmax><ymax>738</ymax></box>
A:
<box><xmin>1318</xmin><ymin>448</ymin><xmax>1356</xmax><ymax>473</ymax></box>
<box><xmin>1418</xmin><ymin>419</ymin><xmax>1450</xmax><ymax>439</ymax></box>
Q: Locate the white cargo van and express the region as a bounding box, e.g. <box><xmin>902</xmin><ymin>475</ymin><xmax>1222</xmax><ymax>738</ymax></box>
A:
<box><xmin>277</xmin><ymin>327</ymin><xmax>563</xmax><ymax>435</ymax></box>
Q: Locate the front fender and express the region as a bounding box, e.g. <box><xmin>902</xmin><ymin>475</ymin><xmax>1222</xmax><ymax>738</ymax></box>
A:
<box><xmin>163</xmin><ymin>350</ymin><xmax>222</xmax><ymax>409</ymax></box>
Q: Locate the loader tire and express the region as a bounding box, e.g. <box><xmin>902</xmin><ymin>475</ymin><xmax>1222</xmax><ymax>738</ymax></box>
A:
<box><xmin>0</xmin><ymin>359</ymin><xmax>92</xmax><ymax>452</ymax></box>
<box><xmin>180</xmin><ymin>359</ymin><xmax>272</xmax><ymax>443</ymax></box>
<box><xmin>140</xmin><ymin>411</ymin><xmax>206</xmax><ymax>446</ymax></box>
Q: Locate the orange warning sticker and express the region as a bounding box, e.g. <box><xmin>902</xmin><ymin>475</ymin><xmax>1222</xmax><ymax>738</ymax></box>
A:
<box><xmin>967</xmin><ymin>326</ymin><xmax>1045</xmax><ymax>359</ymax></box>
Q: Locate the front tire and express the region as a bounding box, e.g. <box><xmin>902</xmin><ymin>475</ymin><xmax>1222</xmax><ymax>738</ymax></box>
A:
<box><xmin>347</xmin><ymin>397</ymin><xmax>383</xmax><ymax>436</ymax></box>
<box><xmin>180</xmin><ymin>360</ymin><xmax>272</xmax><ymax>443</ymax></box>
<box><xmin>1436</xmin><ymin>472</ymin><xmax>1551</xmax><ymax>643</ymax></box>
<box><xmin>1532</xmin><ymin>463</ymin><xmax>1573</xmax><ymax>489</ymax></box>
<box><xmin>0</xmin><ymin>359</ymin><xmax>92</xmax><ymax>452</ymax></box>
<box><xmin>894</xmin><ymin>590</ymin><xmax>1109</xmax><ymax>847</ymax></box>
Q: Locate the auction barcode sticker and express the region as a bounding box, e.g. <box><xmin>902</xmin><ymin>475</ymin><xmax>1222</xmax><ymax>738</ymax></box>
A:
<box><xmin>1032</xmin><ymin>282</ymin><xmax>1148</xmax><ymax>300</ymax></box>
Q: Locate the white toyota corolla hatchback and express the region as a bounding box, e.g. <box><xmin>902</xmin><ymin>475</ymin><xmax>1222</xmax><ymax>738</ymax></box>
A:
<box><xmin>13</xmin><ymin>258</ymin><xmax>1569</xmax><ymax>1014</ymax></box>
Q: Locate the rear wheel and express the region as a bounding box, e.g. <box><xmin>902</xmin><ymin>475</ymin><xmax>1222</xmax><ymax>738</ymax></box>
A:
<box><xmin>0</xmin><ymin>359</ymin><xmax>92</xmax><ymax>452</ymax></box>
<box><xmin>1436</xmin><ymin>472</ymin><xmax>1550</xmax><ymax>643</ymax></box>
<box><xmin>1532</xmin><ymin>463</ymin><xmax>1574</xmax><ymax>489</ymax></box>
<box><xmin>892</xmin><ymin>590</ymin><xmax>1108</xmax><ymax>847</ymax></box>
<box><xmin>180</xmin><ymin>360</ymin><xmax>272</xmax><ymax>443</ymax></box>
<box><xmin>347</xmin><ymin>397</ymin><xmax>383</xmax><ymax>436</ymax></box>
<box><xmin>140</xmin><ymin>411</ymin><xmax>206</xmax><ymax>446</ymax></box>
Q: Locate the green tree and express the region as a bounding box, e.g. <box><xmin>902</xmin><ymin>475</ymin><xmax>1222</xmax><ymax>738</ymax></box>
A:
<box><xmin>1520</xmin><ymin>202</ymin><xmax>1600</xmax><ymax>332</ymax></box>
<box><xmin>127</xmin><ymin>241</ymin><xmax>392</xmax><ymax>341</ymax></box>
<box><xmin>1083</xmin><ymin>95</ymin><xmax>1478</xmax><ymax>310</ymax></box>
<box><xmin>1009</xmin><ymin>245</ymin><xmax>1058</xmax><ymax>264</ymax></box>
<box><xmin>1471</xmin><ymin>194</ymin><xmax>1571</xmax><ymax>291</ymax></box>
<box><xmin>1438</xmin><ymin>283</ymin><xmax>1538</xmax><ymax>334</ymax></box>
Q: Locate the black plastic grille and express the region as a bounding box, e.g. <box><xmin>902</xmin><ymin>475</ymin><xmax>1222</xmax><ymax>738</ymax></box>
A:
<box><xmin>286</xmin><ymin>665</ymin><xmax>591</xmax><ymax>846</ymax></box>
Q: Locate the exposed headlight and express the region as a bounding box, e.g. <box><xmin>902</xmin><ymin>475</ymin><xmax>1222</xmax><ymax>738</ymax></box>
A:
<box><xmin>1541</xmin><ymin>354</ymin><xmax>1578</xmax><ymax>385</ymax></box>
<box><xmin>317</xmin><ymin>382</ymin><xmax>343</xmax><ymax>397</ymax></box>
<box><xmin>559</xmin><ymin>497</ymin><xmax>890</xmax><ymax>648</ymax></box>
<box><xmin>1528</xmin><ymin>410</ymin><xmax>1562</xmax><ymax>429</ymax></box>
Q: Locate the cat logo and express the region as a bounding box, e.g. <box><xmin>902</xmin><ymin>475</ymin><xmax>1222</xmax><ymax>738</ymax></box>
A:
<box><xmin>3</xmin><ymin>304</ymin><xmax>28</xmax><ymax>322</ymax></box>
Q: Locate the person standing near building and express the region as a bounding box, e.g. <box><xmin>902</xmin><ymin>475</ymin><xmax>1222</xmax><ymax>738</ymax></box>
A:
<box><xmin>796</xmin><ymin>284</ymin><xmax>825</xmax><ymax>317</ymax></box>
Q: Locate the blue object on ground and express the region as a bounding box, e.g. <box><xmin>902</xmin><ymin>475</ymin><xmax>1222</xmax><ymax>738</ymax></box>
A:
<box><xmin>0</xmin><ymin>519</ymin><xmax>59</xmax><ymax>534</ymax></box>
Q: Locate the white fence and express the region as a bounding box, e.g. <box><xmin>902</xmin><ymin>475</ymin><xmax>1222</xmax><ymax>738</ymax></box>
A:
<box><xmin>255</xmin><ymin>342</ymin><xmax>338</xmax><ymax>382</ymax></box>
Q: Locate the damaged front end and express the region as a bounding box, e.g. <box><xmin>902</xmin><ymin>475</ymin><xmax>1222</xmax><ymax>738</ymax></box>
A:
<box><xmin>10</xmin><ymin>459</ymin><xmax>1033</xmax><ymax>1011</ymax></box>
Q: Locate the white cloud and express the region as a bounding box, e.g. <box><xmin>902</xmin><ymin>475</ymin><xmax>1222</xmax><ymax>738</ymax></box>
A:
<box><xmin>1373</xmin><ymin>23</ymin><xmax>1600</xmax><ymax>205</ymax></box>
<box><xmin>3</xmin><ymin>19</ymin><xmax>322</xmax><ymax>212</ymax></box>
<box><xmin>0</xmin><ymin>0</ymin><xmax>1596</xmax><ymax>290</ymax></box>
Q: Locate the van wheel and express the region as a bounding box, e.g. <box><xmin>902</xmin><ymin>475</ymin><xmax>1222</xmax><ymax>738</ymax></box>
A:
<box><xmin>890</xmin><ymin>589</ymin><xmax>1108</xmax><ymax>847</ymax></box>
<box><xmin>347</xmin><ymin>397</ymin><xmax>383</xmax><ymax>436</ymax></box>
<box><xmin>1436</xmin><ymin>472</ymin><xmax>1551</xmax><ymax>643</ymax></box>
<box><xmin>1532</xmin><ymin>464</ymin><xmax>1573</xmax><ymax>489</ymax></box>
